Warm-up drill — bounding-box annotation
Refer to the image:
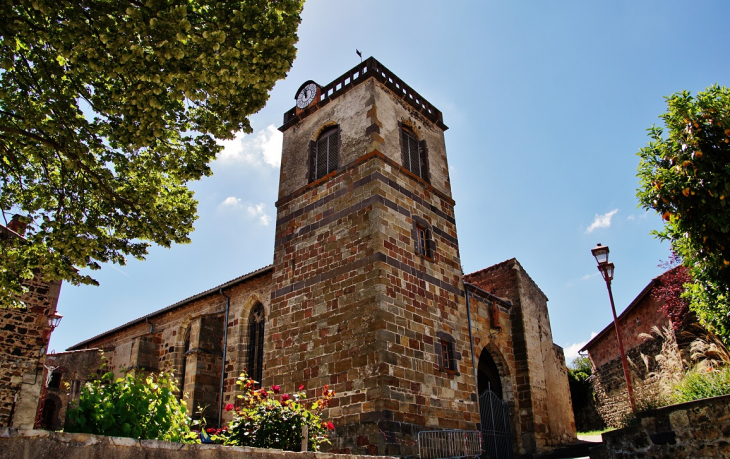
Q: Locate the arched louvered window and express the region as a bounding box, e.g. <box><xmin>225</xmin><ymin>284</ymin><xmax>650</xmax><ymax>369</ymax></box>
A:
<box><xmin>248</xmin><ymin>303</ymin><xmax>265</xmax><ymax>385</ymax></box>
<box><xmin>401</xmin><ymin>126</ymin><xmax>428</xmax><ymax>181</ymax></box>
<box><xmin>310</xmin><ymin>126</ymin><xmax>340</xmax><ymax>181</ymax></box>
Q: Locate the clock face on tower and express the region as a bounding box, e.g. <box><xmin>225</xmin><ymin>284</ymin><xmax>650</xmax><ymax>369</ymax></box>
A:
<box><xmin>296</xmin><ymin>81</ymin><xmax>319</xmax><ymax>109</ymax></box>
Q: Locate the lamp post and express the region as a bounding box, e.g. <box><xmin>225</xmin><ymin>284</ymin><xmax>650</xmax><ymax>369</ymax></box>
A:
<box><xmin>591</xmin><ymin>244</ymin><xmax>637</xmax><ymax>414</ymax></box>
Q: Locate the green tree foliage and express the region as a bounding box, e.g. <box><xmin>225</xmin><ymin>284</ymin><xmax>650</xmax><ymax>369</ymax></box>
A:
<box><xmin>637</xmin><ymin>85</ymin><xmax>730</xmax><ymax>342</ymax></box>
<box><xmin>568</xmin><ymin>356</ymin><xmax>593</xmax><ymax>407</ymax></box>
<box><xmin>66</xmin><ymin>371</ymin><xmax>190</xmax><ymax>441</ymax></box>
<box><xmin>0</xmin><ymin>0</ymin><xmax>303</xmax><ymax>306</ymax></box>
<box><xmin>682</xmin><ymin>281</ymin><xmax>730</xmax><ymax>342</ymax></box>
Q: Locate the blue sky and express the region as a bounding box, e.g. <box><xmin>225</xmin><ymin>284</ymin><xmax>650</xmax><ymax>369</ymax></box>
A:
<box><xmin>50</xmin><ymin>1</ymin><xmax>730</xmax><ymax>364</ymax></box>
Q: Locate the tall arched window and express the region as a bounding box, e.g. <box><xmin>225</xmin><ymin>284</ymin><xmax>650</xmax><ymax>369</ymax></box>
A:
<box><xmin>180</xmin><ymin>330</ymin><xmax>190</xmax><ymax>396</ymax></box>
<box><xmin>248</xmin><ymin>303</ymin><xmax>265</xmax><ymax>385</ymax></box>
<box><xmin>400</xmin><ymin>125</ymin><xmax>429</xmax><ymax>181</ymax></box>
<box><xmin>310</xmin><ymin>125</ymin><xmax>340</xmax><ymax>181</ymax></box>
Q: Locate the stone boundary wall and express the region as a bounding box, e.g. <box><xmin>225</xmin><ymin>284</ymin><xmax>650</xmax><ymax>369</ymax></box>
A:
<box><xmin>589</xmin><ymin>394</ymin><xmax>730</xmax><ymax>458</ymax></box>
<box><xmin>0</xmin><ymin>428</ymin><xmax>394</xmax><ymax>459</ymax></box>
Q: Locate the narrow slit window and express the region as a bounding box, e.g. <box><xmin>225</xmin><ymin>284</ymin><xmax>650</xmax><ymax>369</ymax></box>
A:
<box><xmin>416</xmin><ymin>225</ymin><xmax>427</xmax><ymax>256</ymax></box>
<box><xmin>413</xmin><ymin>220</ymin><xmax>434</xmax><ymax>259</ymax></box>
<box><xmin>440</xmin><ymin>339</ymin><xmax>455</xmax><ymax>371</ymax></box>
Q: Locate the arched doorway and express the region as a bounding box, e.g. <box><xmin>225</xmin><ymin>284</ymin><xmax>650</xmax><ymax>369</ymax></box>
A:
<box><xmin>41</xmin><ymin>398</ymin><xmax>58</xmax><ymax>430</ymax></box>
<box><xmin>478</xmin><ymin>349</ymin><xmax>503</xmax><ymax>399</ymax></box>
<box><xmin>477</xmin><ymin>347</ymin><xmax>514</xmax><ymax>459</ymax></box>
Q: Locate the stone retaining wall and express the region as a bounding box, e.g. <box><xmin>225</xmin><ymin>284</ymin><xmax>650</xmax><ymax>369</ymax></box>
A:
<box><xmin>0</xmin><ymin>428</ymin><xmax>390</xmax><ymax>459</ymax></box>
<box><xmin>589</xmin><ymin>394</ymin><xmax>730</xmax><ymax>458</ymax></box>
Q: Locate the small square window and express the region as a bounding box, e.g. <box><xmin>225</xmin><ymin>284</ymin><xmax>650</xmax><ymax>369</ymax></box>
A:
<box><xmin>440</xmin><ymin>339</ymin><xmax>455</xmax><ymax>371</ymax></box>
<box><xmin>413</xmin><ymin>219</ymin><xmax>434</xmax><ymax>260</ymax></box>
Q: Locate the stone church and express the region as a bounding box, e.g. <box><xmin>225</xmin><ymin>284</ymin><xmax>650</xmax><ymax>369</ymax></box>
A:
<box><xmin>61</xmin><ymin>58</ymin><xmax>575</xmax><ymax>457</ymax></box>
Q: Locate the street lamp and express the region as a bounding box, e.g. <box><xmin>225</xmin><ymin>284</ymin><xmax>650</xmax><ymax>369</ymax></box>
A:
<box><xmin>591</xmin><ymin>243</ymin><xmax>637</xmax><ymax>414</ymax></box>
<box><xmin>47</xmin><ymin>312</ymin><xmax>63</xmax><ymax>330</ymax></box>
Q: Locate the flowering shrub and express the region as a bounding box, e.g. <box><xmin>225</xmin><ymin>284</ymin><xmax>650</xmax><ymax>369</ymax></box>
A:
<box><xmin>66</xmin><ymin>370</ymin><xmax>190</xmax><ymax>442</ymax></box>
<box><xmin>214</xmin><ymin>372</ymin><xmax>335</xmax><ymax>451</ymax></box>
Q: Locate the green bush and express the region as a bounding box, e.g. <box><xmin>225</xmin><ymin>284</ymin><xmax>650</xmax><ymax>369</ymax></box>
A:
<box><xmin>670</xmin><ymin>365</ymin><xmax>730</xmax><ymax>403</ymax></box>
<box><xmin>66</xmin><ymin>370</ymin><xmax>190</xmax><ymax>442</ymax></box>
<box><xmin>212</xmin><ymin>372</ymin><xmax>335</xmax><ymax>451</ymax></box>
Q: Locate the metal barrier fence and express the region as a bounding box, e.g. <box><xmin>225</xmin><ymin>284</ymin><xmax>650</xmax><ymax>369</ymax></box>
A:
<box><xmin>417</xmin><ymin>429</ymin><xmax>482</xmax><ymax>459</ymax></box>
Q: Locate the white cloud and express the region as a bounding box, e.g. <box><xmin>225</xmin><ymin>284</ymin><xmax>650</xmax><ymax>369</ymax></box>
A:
<box><xmin>247</xmin><ymin>203</ymin><xmax>271</xmax><ymax>226</ymax></box>
<box><xmin>563</xmin><ymin>332</ymin><xmax>598</xmax><ymax>363</ymax></box>
<box><xmin>217</xmin><ymin>124</ymin><xmax>282</xmax><ymax>168</ymax></box>
<box><xmin>581</xmin><ymin>272</ymin><xmax>600</xmax><ymax>281</ymax></box>
<box><xmin>586</xmin><ymin>209</ymin><xmax>619</xmax><ymax>233</ymax></box>
<box><xmin>220</xmin><ymin>196</ymin><xmax>241</xmax><ymax>207</ymax></box>
<box><xmin>218</xmin><ymin>198</ymin><xmax>271</xmax><ymax>226</ymax></box>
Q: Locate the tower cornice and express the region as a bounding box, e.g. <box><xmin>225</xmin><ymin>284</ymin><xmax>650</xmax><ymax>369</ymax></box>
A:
<box><xmin>280</xmin><ymin>57</ymin><xmax>448</xmax><ymax>132</ymax></box>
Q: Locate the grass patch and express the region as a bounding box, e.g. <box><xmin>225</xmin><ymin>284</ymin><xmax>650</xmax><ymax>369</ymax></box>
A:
<box><xmin>671</xmin><ymin>365</ymin><xmax>730</xmax><ymax>403</ymax></box>
<box><xmin>578</xmin><ymin>428</ymin><xmax>614</xmax><ymax>436</ymax></box>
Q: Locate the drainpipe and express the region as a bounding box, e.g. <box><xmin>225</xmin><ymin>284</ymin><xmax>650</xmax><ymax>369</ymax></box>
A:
<box><xmin>218</xmin><ymin>288</ymin><xmax>230</xmax><ymax>428</ymax></box>
<box><xmin>465</xmin><ymin>287</ymin><xmax>479</xmax><ymax>399</ymax></box>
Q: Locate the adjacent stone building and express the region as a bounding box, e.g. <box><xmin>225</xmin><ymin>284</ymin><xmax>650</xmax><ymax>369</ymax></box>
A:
<box><xmin>63</xmin><ymin>58</ymin><xmax>575</xmax><ymax>457</ymax></box>
<box><xmin>580</xmin><ymin>270</ymin><xmax>677</xmax><ymax>427</ymax></box>
<box><xmin>0</xmin><ymin>217</ymin><xmax>63</xmax><ymax>429</ymax></box>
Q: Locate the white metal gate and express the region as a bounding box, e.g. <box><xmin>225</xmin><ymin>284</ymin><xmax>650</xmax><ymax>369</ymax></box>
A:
<box><xmin>479</xmin><ymin>390</ymin><xmax>513</xmax><ymax>459</ymax></box>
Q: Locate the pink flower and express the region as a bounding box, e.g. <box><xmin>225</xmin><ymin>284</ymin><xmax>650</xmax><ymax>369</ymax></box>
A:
<box><xmin>281</xmin><ymin>394</ymin><xmax>291</xmax><ymax>402</ymax></box>
<box><xmin>298</xmin><ymin>384</ymin><xmax>305</xmax><ymax>390</ymax></box>
<box><xmin>259</xmin><ymin>388</ymin><xmax>268</xmax><ymax>397</ymax></box>
<box><xmin>206</xmin><ymin>427</ymin><xmax>217</xmax><ymax>434</ymax></box>
<box><xmin>271</xmin><ymin>385</ymin><xmax>280</xmax><ymax>394</ymax></box>
<box><xmin>326</xmin><ymin>422</ymin><xmax>335</xmax><ymax>430</ymax></box>
<box><xmin>225</xmin><ymin>403</ymin><xmax>234</xmax><ymax>412</ymax></box>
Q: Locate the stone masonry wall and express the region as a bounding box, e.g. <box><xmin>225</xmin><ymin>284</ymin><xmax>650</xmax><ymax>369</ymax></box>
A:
<box><xmin>0</xmin><ymin>428</ymin><xmax>395</xmax><ymax>459</ymax></box>
<box><xmin>587</xmin><ymin>294</ymin><xmax>667</xmax><ymax>369</ymax></box>
<box><xmin>0</xmin><ymin>275</ymin><xmax>62</xmax><ymax>429</ymax></box>
<box><xmin>590</xmin><ymin>394</ymin><xmax>730</xmax><ymax>458</ymax></box>
<box><xmin>585</xmin><ymin>288</ymin><xmax>669</xmax><ymax>428</ymax></box>
<box><xmin>70</xmin><ymin>269</ymin><xmax>273</xmax><ymax>426</ymax></box>
<box><xmin>41</xmin><ymin>349</ymin><xmax>104</xmax><ymax>431</ymax></box>
<box><xmin>590</xmin><ymin>336</ymin><xmax>663</xmax><ymax>428</ymax></box>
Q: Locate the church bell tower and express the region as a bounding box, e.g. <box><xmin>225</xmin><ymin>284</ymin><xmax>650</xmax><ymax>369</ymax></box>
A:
<box><xmin>267</xmin><ymin>58</ymin><xmax>477</xmax><ymax>455</ymax></box>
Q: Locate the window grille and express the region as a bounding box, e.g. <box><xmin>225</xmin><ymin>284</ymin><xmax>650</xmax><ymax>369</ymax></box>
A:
<box><xmin>401</xmin><ymin>127</ymin><xmax>427</xmax><ymax>179</ymax></box>
<box><xmin>312</xmin><ymin>126</ymin><xmax>339</xmax><ymax>181</ymax></box>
